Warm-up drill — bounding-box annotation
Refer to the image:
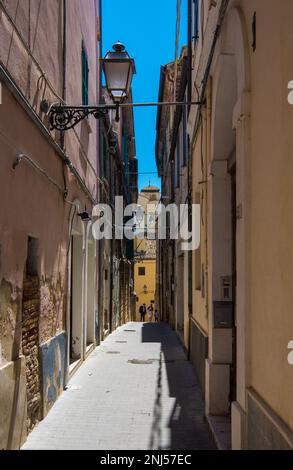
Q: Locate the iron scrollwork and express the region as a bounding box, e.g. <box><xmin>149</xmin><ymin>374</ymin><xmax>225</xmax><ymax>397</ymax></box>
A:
<box><xmin>49</xmin><ymin>106</ymin><xmax>111</xmax><ymax>131</ymax></box>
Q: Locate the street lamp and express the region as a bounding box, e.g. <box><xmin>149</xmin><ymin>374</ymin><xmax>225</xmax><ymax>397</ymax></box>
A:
<box><xmin>46</xmin><ymin>41</ymin><xmax>136</xmax><ymax>132</ymax></box>
<box><xmin>103</xmin><ymin>41</ymin><xmax>136</xmax><ymax>105</ymax></box>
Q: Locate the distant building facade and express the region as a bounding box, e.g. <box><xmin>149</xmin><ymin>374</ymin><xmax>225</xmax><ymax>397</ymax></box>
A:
<box><xmin>134</xmin><ymin>186</ymin><xmax>160</xmax><ymax>320</ymax></box>
<box><xmin>99</xmin><ymin>89</ymin><xmax>138</xmax><ymax>338</ymax></box>
<box><xmin>156</xmin><ymin>47</ymin><xmax>189</xmax><ymax>345</ymax></box>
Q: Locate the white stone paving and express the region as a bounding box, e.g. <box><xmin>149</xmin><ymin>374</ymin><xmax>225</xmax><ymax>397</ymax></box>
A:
<box><xmin>22</xmin><ymin>322</ymin><xmax>215</xmax><ymax>450</ymax></box>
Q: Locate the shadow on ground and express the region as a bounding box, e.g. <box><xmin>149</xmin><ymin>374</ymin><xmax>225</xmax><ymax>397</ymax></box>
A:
<box><xmin>141</xmin><ymin>322</ymin><xmax>216</xmax><ymax>450</ymax></box>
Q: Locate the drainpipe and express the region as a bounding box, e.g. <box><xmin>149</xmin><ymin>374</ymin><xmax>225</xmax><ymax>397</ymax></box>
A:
<box><xmin>96</xmin><ymin>0</ymin><xmax>103</xmax><ymax>343</ymax></box>
<box><xmin>81</xmin><ymin>220</ymin><xmax>88</xmax><ymax>362</ymax></box>
<box><xmin>109</xmin><ymin>146</ymin><xmax>114</xmax><ymax>333</ymax></box>
<box><xmin>98</xmin><ymin>0</ymin><xmax>103</xmax><ymax>107</ymax></box>
<box><xmin>109</xmin><ymin>245</ymin><xmax>114</xmax><ymax>332</ymax></box>
<box><xmin>187</xmin><ymin>0</ymin><xmax>192</xmax><ymax>113</ymax></box>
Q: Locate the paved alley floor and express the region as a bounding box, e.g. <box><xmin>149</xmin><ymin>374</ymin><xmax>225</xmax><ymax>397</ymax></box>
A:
<box><xmin>22</xmin><ymin>322</ymin><xmax>215</xmax><ymax>450</ymax></box>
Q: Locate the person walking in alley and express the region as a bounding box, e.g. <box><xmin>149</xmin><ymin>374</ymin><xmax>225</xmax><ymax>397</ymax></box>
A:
<box><xmin>147</xmin><ymin>304</ymin><xmax>154</xmax><ymax>322</ymax></box>
<box><xmin>139</xmin><ymin>303</ymin><xmax>147</xmax><ymax>322</ymax></box>
<box><xmin>154</xmin><ymin>310</ymin><xmax>160</xmax><ymax>322</ymax></box>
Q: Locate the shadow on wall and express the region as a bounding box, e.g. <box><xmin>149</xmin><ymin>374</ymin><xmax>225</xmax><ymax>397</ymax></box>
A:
<box><xmin>141</xmin><ymin>322</ymin><xmax>215</xmax><ymax>450</ymax></box>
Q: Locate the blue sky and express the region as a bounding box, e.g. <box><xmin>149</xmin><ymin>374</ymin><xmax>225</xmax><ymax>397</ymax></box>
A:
<box><xmin>102</xmin><ymin>0</ymin><xmax>187</xmax><ymax>190</ymax></box>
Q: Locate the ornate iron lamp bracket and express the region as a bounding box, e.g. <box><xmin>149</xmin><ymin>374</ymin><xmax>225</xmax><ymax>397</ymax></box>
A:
<box><xmin>49</xmin><ymin>105</ymin><xmax>114</xmax><ymax>131</ymax></box>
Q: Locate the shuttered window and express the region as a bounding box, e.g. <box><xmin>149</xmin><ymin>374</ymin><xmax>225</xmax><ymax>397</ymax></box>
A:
<box><xmin>176</xmin><ymin>141</ymin><xmax>180</xmax><ymax>188</ymax></box>
<box><xmin>182</xmin><ymin>102</ymin><xmax>188</xmax><ymax>166</ymax></box>
<box><xmin>193</xmin><ymin>0</ymin><xmax>199</xmax><ymax>42</ymax></box>
<box><xmin>81</xmin><ymin>42</ymin><xmax>89</xmax><ymax>105</ymax></box>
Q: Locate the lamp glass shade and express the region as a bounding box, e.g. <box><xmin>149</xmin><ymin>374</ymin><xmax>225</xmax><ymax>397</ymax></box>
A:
<box><xmin>111</xmin><ymin>90</ymin><xmax>127</xmax><ymax>102</ymax></box>
<box><xmin>103</xmin><ymin>43</ymin><xmax>136</xmax><ymax>103</ymax></box>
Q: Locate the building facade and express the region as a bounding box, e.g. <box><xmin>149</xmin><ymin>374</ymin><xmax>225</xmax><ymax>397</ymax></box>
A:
<box><xmin>156</xmin><ymin>0</ymin><xmax>293</xmax><ymax>450</ymax></box>
<box><xmin>0</xmin><ymin>0</ymin><xmax>137</xmax><ymax>449</ymax></box>
<box><xmin>156</xmin><ymin>48</ymin><xmax>190</xmax><ymax>346</ymax></box>
<box><xmin>134</xmin><ymin>186</ymin><xmax>160</xmax><ymax>321</ymax></box>
<box><xmin>98</xmin><ymin>89</ymin><xmax>138</xmax><ymax>338</ymax></box>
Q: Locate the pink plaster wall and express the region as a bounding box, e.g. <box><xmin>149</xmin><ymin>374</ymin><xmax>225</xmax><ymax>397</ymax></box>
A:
<box><xmin>0</xmin><ymin>0</ymin><xmax>100</xmax><ymax>362</ymax></box>
<box><xmin>0</xmin><ymin>0</ymin><xmax>99</xmax><ymax>196</ymax></box>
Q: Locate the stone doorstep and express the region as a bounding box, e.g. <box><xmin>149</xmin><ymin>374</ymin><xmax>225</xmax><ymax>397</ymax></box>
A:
<box><xmin>206</xmin><ymin>414</ymin><xmax>231</xmax><ymax>450</ymax></box>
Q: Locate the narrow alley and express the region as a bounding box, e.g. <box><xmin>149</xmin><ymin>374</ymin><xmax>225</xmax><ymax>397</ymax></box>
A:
<box><xmin>22</xmin><ymin>323</ymin><xmax>215</xmax><ymax>450</ymax></box>
<box><xmin>1</xmin><ymin>0</ymin><xmax>293</xmax><ymax>454</ymax></box>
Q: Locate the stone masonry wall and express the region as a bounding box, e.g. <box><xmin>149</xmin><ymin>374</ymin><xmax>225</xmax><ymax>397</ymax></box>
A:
<box><xmin>22</xmin><ymin>276</ymin><xmax>41</xmax><ymax>431</ymax></box>
<box><xmin>39</xmin><ymin>276</ymin><xmax>65</xmax><ymax>345</ymax></box>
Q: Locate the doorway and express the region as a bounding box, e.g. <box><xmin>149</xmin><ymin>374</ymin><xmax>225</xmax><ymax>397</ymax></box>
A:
<box><xmin>86</xmin><ymin>238</ymin><xmax>95</xmax><ymax>350</ymax></box>
<box><xmin>176</xmin><ymin>255</ymin><xmax>184</xmax><ymax>342</ymax></box>
<box><xmin>230</xmin><ymin>163</ymin><xmax>237</xmax><ymax>405</ymax></box>
<box><xmin>70</xmin><ymin>234</ymin><xmax>83</xmax><ymax>364</ymax></box>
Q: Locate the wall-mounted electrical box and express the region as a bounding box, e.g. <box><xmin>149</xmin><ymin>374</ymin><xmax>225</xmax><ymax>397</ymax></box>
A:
<box><xmin>221</xmin><ymin>276</ymin><xmax>233</xmax><ymax>301</ymax></box>
<box><xmin>213</xmin><ymin>301</ymin><xmax>233</xmax><ymax>328</ymax></box>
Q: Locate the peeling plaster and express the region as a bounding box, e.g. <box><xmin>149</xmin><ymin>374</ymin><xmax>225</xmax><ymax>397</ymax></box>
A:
<box><xmin>0</xmin><ymin>279</ymin><xmax>21</xmax><ymax>364</ymax></box>
<box><xmin>39</xmin><ymin>276</ymin><xmax>65</xmax><ymax>344</ymax></box>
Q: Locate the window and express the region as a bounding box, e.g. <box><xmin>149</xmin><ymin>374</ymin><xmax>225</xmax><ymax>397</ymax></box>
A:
<box><xmin>176</xmin><ymin>140</ymin><xmax>180</xmax><ymax>188</ymax></box>
<box><xmin>166</xmin><ymin>210</ymin><xmax>170</xmax><ymax>239</ymax></box>
<box><xmin>81</xmin><ymin>42</ymin><xmax>89</xmax><ymax>105</ymax></box>
<box><xmin>163</xmin><ymin>134</ymin><xmax>168</xmax><ymax>167</ymax></box>
<box><xmin>170</xmin><ymin>274</ymin><xmax>174</xmax><ymax>306</ymax></box>
<box><xmin>138</xmin><ymin>267</ymin><xmax>145</xmax><ymax>276</ymax></box>
<box><xmin>182</xmin><ymin>102</ymin><xmax>188</xmax><ymax>166</ymax></box>
<box><xmin>122</xmin><ymin>131</ymin><xmax>130</xmax><ymax>187</ymax></box>
<box><xmin>171</xmin><ymin>161</ymin><xmax>175</xmax><ymax>200</ymax></box>
<box><xmin>26</xmin><ymin>236</ymin><xmax>39</xmax><ymax>276</ymax></box>
<box><xmin>193</xmin><ymin>0</ymin><xmax>199</xmax><ymax>43</ymax></box>
<box><xmin>194</xmin><ymin>192</ymin><xmax>201</xmax><ymax>291</ymax></box>
<box><xmin>100</xmin><ymin>131</ymin><xmax>109</xmax><ymax>180</ymax></box>
<box><xmin>194</xmin><ymin>248</ymin><xmax>201</xmax><ymax>290</ymax></box>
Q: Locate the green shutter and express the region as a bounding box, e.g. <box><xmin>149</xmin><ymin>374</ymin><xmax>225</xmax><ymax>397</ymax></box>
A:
<box><xmin>82</xmin><ymin>42</ymin><xmax>89</xmax><ymax>105</ymax></box>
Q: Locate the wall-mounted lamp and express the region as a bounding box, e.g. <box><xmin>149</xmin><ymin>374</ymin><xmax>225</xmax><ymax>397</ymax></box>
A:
<box><xmin>78</xmin><ymin>211</ymin><xmax>91</xmax><ymax>222</ymax></box>
<box><xmin>46</xmin><ymin>41</ymin><xmax>136</xmax><ymax>131</ymax></box>
<box><xmin>103</xmin><ymin>41</ymin><xmax>136</xmax><ymax>106</ymax></box>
